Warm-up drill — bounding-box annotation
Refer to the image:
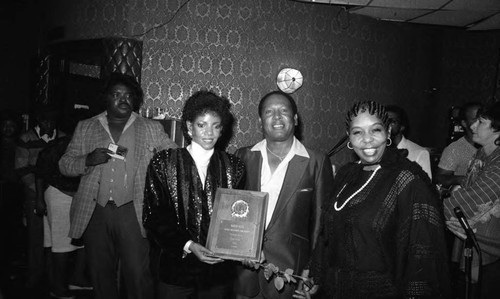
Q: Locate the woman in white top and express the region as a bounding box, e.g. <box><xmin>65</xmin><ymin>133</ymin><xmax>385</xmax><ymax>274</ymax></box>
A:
<box><xmin>143</xmin><ymin>90</ymin><xmax>245</xmax><ymax>299</ymax></box>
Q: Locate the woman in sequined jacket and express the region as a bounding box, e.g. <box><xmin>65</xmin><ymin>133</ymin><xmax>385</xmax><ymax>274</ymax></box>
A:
<box><xmin>143</xmin><ymin>90</ymin><xmax>245</xmax><ymax>299</ymax></box>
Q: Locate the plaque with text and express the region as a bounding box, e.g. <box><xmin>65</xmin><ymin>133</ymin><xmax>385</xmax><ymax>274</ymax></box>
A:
<box><xmin>206</xmin><ymin>188</ymin><xmax>268</xmax><ymax>262</ymax></box>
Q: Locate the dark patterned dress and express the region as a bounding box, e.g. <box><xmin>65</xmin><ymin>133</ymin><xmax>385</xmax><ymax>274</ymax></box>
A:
<box><xmin>143</xmin><ymin>148</ymin><xmax>245</xmax><ymax>287</ymax></box>
<box><xmin>310</xmin><ymin>148</ymin><xmax>451</xmax><ymax>298</ymax></box>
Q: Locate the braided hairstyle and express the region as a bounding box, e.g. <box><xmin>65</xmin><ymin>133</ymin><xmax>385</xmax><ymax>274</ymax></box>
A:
<box><xmin>345</xmin><ymin>101</ymin><xmax>390</xmax><ymax>132</ymax></box>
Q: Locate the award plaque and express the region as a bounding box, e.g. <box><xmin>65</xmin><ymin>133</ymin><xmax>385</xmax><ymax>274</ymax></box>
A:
<box><xmin>206</xmin><ymin>188</ymin><xmax>268</xmax><ymax>262</ymax></box>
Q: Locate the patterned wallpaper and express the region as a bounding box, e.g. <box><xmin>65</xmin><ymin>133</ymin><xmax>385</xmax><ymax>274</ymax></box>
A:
<box><xmin>44</xmin><ymin>0</ymin><xmax>500</xmax><ymax>167</ymax></box>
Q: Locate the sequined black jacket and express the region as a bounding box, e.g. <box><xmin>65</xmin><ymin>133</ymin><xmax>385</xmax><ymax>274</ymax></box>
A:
<box><xmin>143</xmin><ymin>148</ymin><xmax>245</xmax><ymax>286</ymax></box>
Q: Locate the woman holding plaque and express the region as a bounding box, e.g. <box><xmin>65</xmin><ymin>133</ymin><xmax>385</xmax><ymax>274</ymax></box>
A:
<box><xmin>297</xmin><ymin>101</ymin><xmax>451</xmax><ymax>298</ymax></box>
<box><xmin>143</xmin><ymin>90</ymin><xmax>245</xmax><ymax>299</ymax></box>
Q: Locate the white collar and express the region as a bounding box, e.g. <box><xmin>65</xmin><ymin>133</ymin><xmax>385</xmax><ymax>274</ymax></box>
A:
<box><xmin>251</xmin><ymin>136</ymin><xmax>310</xmax><ymax>159</ymax></box>
<box><xmin>34</xmin><ymin>125</ymin><xmax>57</xmax><ymax>143</ymax></box>
<box><xmin>187</xmin><ymin>141</ymin><xmax>214</xmax><ymax>167</ymax></box>
<box><xmin>396</xmin><ymin>135</ymin><xmax>408</xmax><ymax>149</ymax></box>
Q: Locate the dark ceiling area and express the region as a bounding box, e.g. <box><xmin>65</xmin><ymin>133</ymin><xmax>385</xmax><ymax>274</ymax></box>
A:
<box><xmin>294</xmin><ymin>0</ymin><xmax>500</xmax><ymax>31</ymax></box>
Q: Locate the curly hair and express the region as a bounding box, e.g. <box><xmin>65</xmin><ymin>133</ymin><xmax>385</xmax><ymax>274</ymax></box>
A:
<box><xmin>100</xmin><ymin>73</ymin><xmax>144</xmax><ymax>112</ymax></box>
<box><xmin>345</xmin><ymin>101</ymin><xmax>389</xmax><ymax>131</ymax></box>
<box><xmin>181</xmin><ymin>90</ymin><xmax>234</xmax><ymax>145</ymax></box>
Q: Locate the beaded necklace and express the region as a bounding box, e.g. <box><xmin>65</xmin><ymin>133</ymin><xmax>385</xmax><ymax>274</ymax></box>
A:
<box><xmin>334</xmin><ymin>165</ymin><xmax>381</xmax><ymax>211</ymax></box>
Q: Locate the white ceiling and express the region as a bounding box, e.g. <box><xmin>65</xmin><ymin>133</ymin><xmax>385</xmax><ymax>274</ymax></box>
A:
<box><xmin>294</xmin><ymin>0</ymin><xmax>500</xmax><ymax>31</ymax></box>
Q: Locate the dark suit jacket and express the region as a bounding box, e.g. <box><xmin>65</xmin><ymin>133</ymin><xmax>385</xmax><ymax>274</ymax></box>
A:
<box><xmin>234</xmin><ymin>143</ymin><xmax>334</xmax><ymax>298</ymax></box>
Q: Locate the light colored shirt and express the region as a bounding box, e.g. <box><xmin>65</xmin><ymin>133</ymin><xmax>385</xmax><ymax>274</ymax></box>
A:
<box><xmin>187</xmin><ymin>141</ymin><xmax>214</xmax><ymax>190</ymax></box>
<box><xmin>438</xmin><ymin>136</ymin><xmax>477</xmax><ymax>176</ymax></box>
<box><xmin>397</xmin><ymin>136</ymin><xmax>432</xmax><ymax>180</ymax></box>
<box><xmin>251</xmin><ymin>137</ymin><xmax>310</xmax><ymax>228</ymax></box>
<box><xmin>444</xmin><ymin>147</ymin><xmax>500</xmax><ymax>266</ymax></box>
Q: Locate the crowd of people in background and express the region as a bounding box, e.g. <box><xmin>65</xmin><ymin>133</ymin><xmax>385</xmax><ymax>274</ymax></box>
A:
<box><xmin>0</xmin><ymin>73</ymin><xmax>499</xmax><ymax>299</ymax></box>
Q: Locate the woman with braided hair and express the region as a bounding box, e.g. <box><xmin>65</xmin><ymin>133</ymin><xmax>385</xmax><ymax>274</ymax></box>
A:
<box><xmin>296</xmin><ymin>101</ymin><xmax>451</xmax><ymax>298</ymax></box>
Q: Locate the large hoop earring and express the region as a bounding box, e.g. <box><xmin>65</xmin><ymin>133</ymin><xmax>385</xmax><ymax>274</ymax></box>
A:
<box><xmin>387</xmin><ymin>137</ymin><xmax>392</xmax><ymax>146</ymax></box>
<box><xmin>347</xmin><ymin>142</ymin><xmax>353</xmax><ymax>150</ymax></box>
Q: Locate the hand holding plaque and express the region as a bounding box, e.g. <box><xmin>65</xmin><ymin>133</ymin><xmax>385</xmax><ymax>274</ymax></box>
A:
<box><xmin>206</xmin><ymin>188</ymin><xmax>268</xmax><ymax>262</ymax></box>
<box><xmin>188</xmin><ymin>242</ymin><xmax>224</xmax><ymax>265</ymax></box>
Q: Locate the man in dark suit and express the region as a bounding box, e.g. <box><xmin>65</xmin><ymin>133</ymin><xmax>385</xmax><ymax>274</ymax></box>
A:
<box><xmin>234</xmin><ymin>91</ymin><xmax>334</xmax><ymax>298</ymax></box>
<box><xmin>59</xmin><ymin>73</ymin><xmax>177</xmax><ymax>299</ymax></box>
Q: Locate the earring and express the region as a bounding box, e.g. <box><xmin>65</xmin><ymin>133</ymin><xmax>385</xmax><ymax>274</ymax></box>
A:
<box><xmin>387</xmin><ymin>137</ymin><xmax>392</xmax><ymax>146</ymax></box>
<box><xmin>347</xmin><ymin>142</ymin><xmax>353</xmax><ymax>150</ymax></box>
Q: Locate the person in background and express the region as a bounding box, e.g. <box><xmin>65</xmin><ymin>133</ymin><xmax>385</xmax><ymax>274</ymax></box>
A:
<box><xmin>0</xmin><ymin>111</ymin><xmax>22</xmax><ymax>287</ymax></box>
<box><xmin>386</xmin><ymin>104</ymin><xmax>433</xmax><ymax>180</ymax></box>
<box><xmin>444</xmin><ymin>101</ymin><xmax>500</xmax><ymax>299</ymax></box>
<box><xmin>15</xmin><ymin>106</ymin><xmax>65</xmax><ymax>289</ymax></box>
<box><xmin>234</xmin><ymin>90</ymin><xmax>334</xmax><ymax>299</ymax></box>
<box><xmin>298</xmin><ymin>101</ymin><xmax>450</xmax><ymax>298</ymax></box>
<box><xmin>436</xmin><ymin>102</ymin><xmax>482</xmax><ymax>189</ymax></box>
<box><xmin>35</xmin><ymin>108</ymin><xmax>93</xmax><ymax>299</ymax></box>
<box><xmin>435</xmin><ymin>102</ymin><xmax>482</xmax><ymax>288</ymax></box>
<box><xmin>0</xmin><ymin>111</ymin><xmax>21</xmax><ymax>186</ymax></box>
<box><xmin>59</xmin><ymin>73</ymin><xmax>177</xmax><ymax>299</ymax></box>
<box><xmin>143</xmin><ymin>90</ymin><xmax>245</xmax><ymax>299</ymax></box>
